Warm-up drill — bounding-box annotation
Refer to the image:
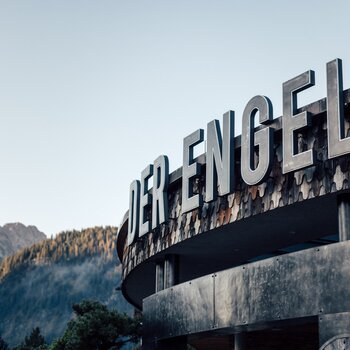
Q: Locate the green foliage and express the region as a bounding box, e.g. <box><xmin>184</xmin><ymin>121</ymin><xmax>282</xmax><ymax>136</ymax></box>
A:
<box><xmin>6</xmin><ymin>301</ymin><xmax>139</xmax><ymax>350</ymax></box>
<box><xmin>0</xmin><ymin>337</ymin><xmax>9</xmax><ymax>350</ymax></box>
<box><xmin>49</xmin><ymin>300</ymin><xmax>141</xmax><ymax>350</ymax></box>
<box><xmin>13</xmin><ymin>327</ymin><xmax>46</xmax><ymax>350</ymax></box>
<box><xmin>25</xmin><ymin>327</ymin><xmax>46</xmax><ymax>348</ymax></box>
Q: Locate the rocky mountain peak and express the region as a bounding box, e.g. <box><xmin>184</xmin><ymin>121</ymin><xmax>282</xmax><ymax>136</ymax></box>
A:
<box><xmin>0</xmin><ymin>223</ymin><xmax>46</xmax><ymax>260</ymax></box>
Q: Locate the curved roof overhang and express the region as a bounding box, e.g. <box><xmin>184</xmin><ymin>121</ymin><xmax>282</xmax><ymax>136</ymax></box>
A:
<box><xmin>117</xmin><ymin>91</ymin><xmax>350</xmax><ymax>309</ymax></box>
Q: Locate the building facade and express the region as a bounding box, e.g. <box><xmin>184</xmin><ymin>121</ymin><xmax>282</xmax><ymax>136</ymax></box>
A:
<box><xmin>117</xmin><ymin>61</ymin><xmax>350</xmax><ymax>349</ymax></box>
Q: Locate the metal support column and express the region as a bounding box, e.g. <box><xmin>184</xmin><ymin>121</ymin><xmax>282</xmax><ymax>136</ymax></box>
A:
<box><xmin>318</xmin><ymin>195</ymin><xmax>350</xmax><ymax>348</ymax></box>
<box><xmin>338</xmin><ymin>194</ymin><xmax>350</xmax><ymax>241</ymax></box>
<box><xmin>164</xmin><ymin>254</ymin><xmax>179</xmax><ymax>289</ymax></box>
<box><xmin>155</xmin><ymin>260</ymin><xmax>164</xmax><ymax>292</ymax></box>
<box><xmin>234</xmin><ymin>332</ymin><xmax>246</xmax><ymax>350</ymax></box>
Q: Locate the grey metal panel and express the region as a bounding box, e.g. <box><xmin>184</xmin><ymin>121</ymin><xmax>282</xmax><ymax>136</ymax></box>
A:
<box><xmin>319</xmin><ymin>313</ymin><xmax>350</xmax><ymax>345</ymax></box>
<box><xmin>216</xmin><ymin>242</ymin><xmax>350</xmax><ymax>328</ymax></box>
<box><xmin>143</xmin><ymin>276</ymin><xmax>214</xmax><ymax>340</ymax></box>
<box><xmin>215</xmin><ymin>255</ymin><xmax>318</xmax><ymax>326</ymax></box>
<box><xmin>143</xmin><ymin>241</ymin><xmax>350</xmax><ymax>341</ymax></box>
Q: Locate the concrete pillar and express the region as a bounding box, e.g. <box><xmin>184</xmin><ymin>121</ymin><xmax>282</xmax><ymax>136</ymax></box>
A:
<box><xmin>318</xmin><ymin>196</ymin><xmax>350</xmax><ymax>348</ymax></box>
<box><xmin>317</xmin><ymin>195</ymin><xmax>350</xmax><ymax>348</ymax></box>
<box><xmin>319</xmin><ymin>312</ymin><xmax>350</xmax><ymax>347</ymax></box>
<box><xmin>164</xmin><ymin>254</ymin><xmax>179</xmax><ymax>289</ymax></box>
<box><xmin>155</xmin><ymin>260</ymin><xmax>164</xmax><ymax>292</ymax></box>
<box><xmin>234</xmin><ymin>332</ymin><xmax>246</xmax><ymax>350</ymax></box>
<box><xmin>338</xmin><ymin>194</ymin><xmax>350</xmax><ymax>241</ymax></box>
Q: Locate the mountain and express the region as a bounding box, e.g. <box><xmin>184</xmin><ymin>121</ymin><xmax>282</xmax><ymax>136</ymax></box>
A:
<box><xmin>0</xmin><ymin>223</ymin><xmax>46</xmax><ymax>260</ymax></box>
<box><xmin>0</xmin><ymin>226</ymin><xmax>131</xmax><ymax>347</ymax></box>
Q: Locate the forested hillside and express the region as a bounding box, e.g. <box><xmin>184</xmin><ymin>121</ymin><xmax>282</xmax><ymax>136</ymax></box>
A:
<box><xmin>0</xmin><ymin>226</ymin><xmax>131</xmax><ymax>347</ymax></box>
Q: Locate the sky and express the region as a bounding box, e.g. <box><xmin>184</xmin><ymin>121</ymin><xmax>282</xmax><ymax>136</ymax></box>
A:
<box><xmin>0</xmin><ymin>0</ymin><xmax>350</xmax><ymax>236</ymax></box>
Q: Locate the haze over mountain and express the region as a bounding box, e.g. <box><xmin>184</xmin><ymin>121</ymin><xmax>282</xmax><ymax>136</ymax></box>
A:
<box><xmin>0</xmin><ymin>223</ymin><xmax>46</xmax><ymax>260</ymax></box>
<box><xmin>0</xmin><ymin>226</ymin><xmax>131</xmax><ymax>347</ymax></box>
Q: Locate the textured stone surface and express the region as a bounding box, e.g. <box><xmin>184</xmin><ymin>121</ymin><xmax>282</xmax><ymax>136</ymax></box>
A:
<box><xmin>120</xmin><ymin>93</ymin><xmax>350</xmax><ymax>281</ymax></box>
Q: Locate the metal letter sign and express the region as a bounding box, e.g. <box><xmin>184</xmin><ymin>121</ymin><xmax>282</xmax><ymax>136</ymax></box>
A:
<box><xmin>152</xmin><ymin>155</ymin><xmax>169</xmax><ymax>229</ymax></box>
<box><xmin>182</xmin><ymin>129</ymin><xmax>204</xmax><ymax>213</ymax></box>
<box><xmin>327</xmin><ymin>58</ymin><xmax>350</xmax><ymax>158</ymax></box>
<box><xmin>127</xmin><ymin>180</ymin><xmax>140</xmax><ymax>246</ymax></box>
<box><xmin>282</xmin><ymin>70</ymin><xmax>315</xmax><ymax>173</ymax></box>
<box><xmin>241</xmin><ymin>96</ymin><xmax>274</xmax><ymax>185</ymax></box>
<box><xmin>205</xmin><ymin>111</ymin><xmax>235</xmax><ymax>202</ymax></box>
<box><xmin>126</xmin><ymin>58</ymin><xmax>350</xmax><ymax>246</ymax></box>
<box><xmin>139</xmin><ymin>164</ymin><xmax>153</xmax><ymax>237</ymax></box>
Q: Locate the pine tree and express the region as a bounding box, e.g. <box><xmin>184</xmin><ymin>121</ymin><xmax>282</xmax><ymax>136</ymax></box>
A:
<box><xmin>50</xmin><ymin>300</ymin><xmax>141</xmax><ymax>350</ymax></box>
<box><xmin>24</xmin><ymin>327</ymin><xmax>45</xmax><ymax>348</ymax></box>
<box><xmin>13</xmin><ymin>327</ymin><xmax>46</xmax><ymax>350</ymax></box>
<box><xmin>0</xmin><ymin>337</ymin><xmax>9</xmax><ymax>350</ymax></box>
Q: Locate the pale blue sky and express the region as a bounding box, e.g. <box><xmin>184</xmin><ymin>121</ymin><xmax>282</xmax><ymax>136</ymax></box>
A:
<box><xmin>0</xmin><ymin>0</ymin><xmax>349</xmax><ymax>236</ymax></box>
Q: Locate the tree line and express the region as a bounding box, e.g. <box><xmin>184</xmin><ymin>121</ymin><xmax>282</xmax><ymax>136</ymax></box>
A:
<box><xmin>0</xmin><ymin>300</ymin><xmax>141</xmax><ymax>350</ymax></box>
<box><xmin>0</xmin><ymin>226</ymin><xmax>118</xmax><ymax>281</ymax></box>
